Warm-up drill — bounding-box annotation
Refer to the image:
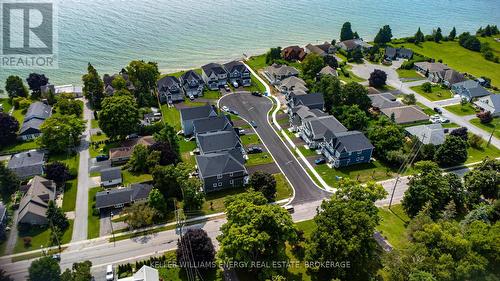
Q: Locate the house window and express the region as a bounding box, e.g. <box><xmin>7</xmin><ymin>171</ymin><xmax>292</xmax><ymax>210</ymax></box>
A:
<box><xmin>218</xmin><ymin>182</ymin><xmax>223</xmax><ymax>187</ymax></box>
<box><xmin>213</xmin><ymin>183</ymin><xmax>217</xmax><ymax>188</ymax></box>
<box><xmin>230</xmin><ymin>180</ymin><xmax>234</xmax><ymax>184</ymax></box>
<box><xmin>217</xmin><ymin>174</ymin><xmax>223</xmax><ymax>179</ymax></box>
<box><xmin>229</xmin><ymin>172</ymin><xmax>234</xmax><ymax>177</ymax></box>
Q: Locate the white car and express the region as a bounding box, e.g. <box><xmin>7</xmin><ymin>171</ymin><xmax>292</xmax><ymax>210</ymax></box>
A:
<box><xmin>222</xmin><ymin>106</ymin><xmax>229</xmax><ymax>112</ymax></box>
<box><xmin>106</xmin><ymin>265</ymin><xmax>114</xmax><ymax>281</ymax></box>
<box><xmin>232</xmin><ymin>81</ymin><xmax>239</xmax><ymax>88</ymax></box>
<box><xmin>430</xmin><ymin>115</ymin><xmax>449</xmax><ymax>124</ymax></box>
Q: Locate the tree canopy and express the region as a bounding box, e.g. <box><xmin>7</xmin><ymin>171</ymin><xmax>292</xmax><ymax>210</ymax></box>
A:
<box><xmin>434</xmin><ymin>135</ymin><xmax>468</xmax><ymax>167</ymax></box>
<box><xmin>55</xmin><ymin>98</ymin><xmax>82</xmax><ymax>117</ymax></box>
<box><xmin>125</xmin><ymin>60</ymin><xmax>160</xmax><ymax>106</ymax></box>
<box><xmin>464</xmin><ymin>158</ymin><xmax>499</xmax><ymax>202</ymax></box>
<box><xmin>60</xmin><ymin>261</ymin><xmax>93</xmax><ymax>281</ymax></box>
<box><xmin>182</xmin><ymin>178</ymin><xmax>205</xmax><ymax>211</ymax></box>
<box><xmin>374</xmin><ymin>25</ymin><xmax>393</xmax><ymax>45</ymax></box>
<box><xmin>312</xmin><ymin>75</ymin><xmax>342</xmax><ymax>112</ymax></box>
<box><xmin>40</xmin><ymin>115</ymin><xmax>85</xmax><ymax>153</ymax></box>
<box><xmin>176</xmin><ymin>229</ymin><xmax>215</xmax><ymax>271</ymax></box>
<box><xmin>414</xmin><ymin>28</ymin><xmax>425</xmax><ymax>44</ymax></box>
<box><xmin>5</xmin><ymin>75</ymin><xmax>28</xmax><ymax>98</ymax></box>
<box><xmin>0</xmin><ymin>161</ymin><xmax>20</xmax><ymax>201</ymax></box>
<box><xmin>249</xmin><ymin>171</ymin><xmax>277</xmax><ymax>202</ymax></box>
<box><xmin>152</xmin><ymin>164</ymin><xmax>189</xmax><ymax>199</ymax></box>
<box><xmin>29</xmin><ymin>256</ymin><xmax>61</xmax><ymax>281</ymax></box>
<box><xmin>301</xmin><ymin>53</ymin><xmax>325</xmax><ymax>80</ymax></box>
<box><xmin>341</xmin><ymin>82</ymin><xmax>371</xmax><ymax>111</ymax></box>
<box><xmin>82</xmin><ymin>63</ymin><xmax>105</xmax><ymax>109</ymax></box>
<box><xmin>340</xmin><ymin>22</ymin><xmax>354</xmax><ymax>41</ymax></box>
<box><xmin>98</xmin><ymin>94</ymin><xmax>139</xmax><ymax>140</ymax></box>
<box><xmin>26</xmin><ymin>73</ymin><xmax>49</xmax><ymax>99</ymax></box>
<box><xmin>368</xmin><ymin>69</ymin><xmax>387</xmax><ymax>88</ymax></box>
<box><xmin>333</xmin><ymin>105</ymin><xmax>369</xmax><ymax>131</ymax></box>
<box><xmin>367</xmin><ymin>118</ymin><xmax>404</xmax><ymax>161</ymax></box>
<box><xmin>265</xmin><ymin>47</ymin><xmax>282</xmax><ymax>65</ymax></box>
<box><xmin>0</xmin><ymin>113</ymin><xmax>19</xmax><ymax>147</ymax></box>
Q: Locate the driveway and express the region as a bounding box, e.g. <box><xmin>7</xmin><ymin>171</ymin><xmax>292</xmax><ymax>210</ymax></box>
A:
<box><xmin>219</xmin><ymin>93</ymin><xmax>330</xmax><ymax>204</ymax></box>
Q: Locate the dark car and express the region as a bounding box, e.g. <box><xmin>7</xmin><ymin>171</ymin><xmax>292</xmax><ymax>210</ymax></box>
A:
<box><xmin>251</xmin><ymin>91</ymin><xmax>262</xmax><ymax>97</ymax></box>
<box><xmin>314</xmin><ymin>158</ymin><xmax>326</xmax><ymax>165</ymax></box>
<box><xmin>247</xmin><ymin>147</ymin><xmax>263</xmax><ymax>154</ymax></box>
<box><xmin>96</xmin><ymin>155</ymin><xmax>109</xmax><ymax>162</ymax></box>
<box><xmin>250</xmin><ymin>121</ymin><xmax>257</xmax><ymax>128</ymax></box>
<box><xmin>433</xmin><ymin>107</ymin><xmax>442</xmax><ymax>114</ymax></box>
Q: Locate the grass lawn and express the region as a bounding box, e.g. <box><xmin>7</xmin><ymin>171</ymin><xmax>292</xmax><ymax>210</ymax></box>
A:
<box><xmin>470</xmin><ymin>117</ymin><xmax>500</xmax><ymax>139</ymax></box>
<box><xmin>377</xmin><ymin>205</ymin><xmax>410</xmax><ymax>249</ymax></box>
<box><xmin>391</xmin><ymin>40</ymin><xmax>500</xmax><ymax>87</ymax></box>
<box><xmin>11</xmin><ymin>108</ymin><xmax>24</xmax><ymax>124</ymax></box>
<box><xmin>246</xmin><ymin>54</ymin><xmax>267</xmax><ymax>70</ymax></box>
<box><xmin>0</xmin><ymin>139</ymin><xmax>40</xmax><ymax>154</ymax></box>
<box><xmin>159</xmin><ymin>68</ymin><xmax>202</xmax><ymax>79</ymax></box>
<box><xmin>466</xmin><ymin>141</ymin><xmax>500</xmax><ymax>164</ymax></box>
<box><xmin>339</xmin><ymin>66</ymin><xmax>365</xmax><ymax>84</ymax></box>
<box><xmin>241</xmin><ymin>134</ymin><xmax>261</xmax><ymax>146</ymax></box>
<box><xmin>122</xmin><ymin>169</ymin><xmax>153</xmax><ymax>185</ymax></box>
<box><xmin>241</xmin><ymin>75</ymin><xmax>267</xmax><ymax>93</ymax></box>
<box><xmin>298</xmin><ymin>146</ymin><xmax>318</xmax><ymax>157</ymax></box>
<box><xmin>14</xmin><ymin>220</ymin><xmax>73</xmax><ymax>254</ymax></box>
<box><xmin>89</xmin><ymin>141</ymin><xmax>120</xmax><ymax>158</ymax></box>
<box><xmin>90</xmin><ymin>119</ymin><xmax>99</xmax><ymax>129</ymax></box>
<box><xmin>184</xmin><ymin>100</ymin><xmax>209</xmax><ymax>108</ymax></box>
<box><xmin>62</xmin><ymin>179</ymin><xmax>78</xmax><ymax>212</ymax></box>
<box><xmin>274</xmin><ymin>173</ymin><xmax>293</xmax><ymax>201</ymax></box>
<box><xmin>411</xmin><ymin>85</ymin><xmax>453</xmax><ymax>101</ymax></box>
<box><xmin>88</xmin><ymin>187</ymin><xmax>102</xmax><ymax>239</ymax></box>
<box><xmin>416</xmin><ymin>102</ymin><xmax>436</xmax><ymax>116</ymax></box>
<box><xmin>48</xmin><ymin>153</ymin><xmax>79</xmax><ymax>174</ymax></box>
<box><xmin>90</xmin><ymin>132</ymin><xmax>109</xmax><ymax>143</ymax></box>
<box><xmin>444</xmin><ymin>103</ymin><xmax>477</xmax><ymax>116</ymax></box>
<box><xmin>442</xmin><ymin>122</ymin><xmax>460</xmax><ymax>129</ymax></box>
<box><xmin>161</xmin><ymin>104</ymin><xmax>181</xmax><ymax>131</ymax></box>
<box><xmin>315</xmin><ymin>160</ymin><xmax>396</xmax><ymax>186</ymax></box>
<box><xmin>0</xmin><ymin>98</ymin><xmax>13</xmax><ymax>113</ymax></box>
<box><xmin>396</xmin><ymin>69</ymin><xmax>424</xmax><ymax>80</ymax></box>
<box><xmin>246</xmin><ymin>152</ymin><xmax>274</xmax><ymax>166</ymax></box>
<box><xmin>203</xmin><ymin>90</ymin><xmax>221</xmax><ymax>100</ymax></box>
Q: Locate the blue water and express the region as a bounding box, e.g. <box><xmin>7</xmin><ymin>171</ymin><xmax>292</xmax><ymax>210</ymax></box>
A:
<box><xmin>1</xmin><ymin>0</ymin><xmax>499</xmax><ymax>89</ymax></box>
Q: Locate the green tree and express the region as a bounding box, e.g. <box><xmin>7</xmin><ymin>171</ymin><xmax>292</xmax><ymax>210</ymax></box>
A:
<box><xmin>464</xmin><ymin>158</ymin><xmax>499</xmax><ymax>202</ymax></box>
<box><xmin>368</xmin><ymin>69</ymin><xmax>387</xmax><ymax>88</ymax></box>
<box><xmin>312</xmin><ymin>75</ymin><xmax>342</xmax><ymax>112</ymax></box>
<box><xmin>449</xmin><ymin>27</ymin><xmax>457</xmax><ymax>40</ymax></box>
<box><xmin>333</xmin><ymin>105</ymin><xmax>369</xmax><ymax>131</ymax></box>
<box><xmin>340</xmin><ymin>22</ymin><xmax>354</xmax><ymax>41</ymax></box>
<box><xmin>127</xmin><ymin>144</ymin><xmax>150</xmax><ymax>173</ymax></box>
<box><xmin>402</xmin><ymin>161</ymin><xmax>466</xmax><ymax>218</ymax></box>
<box><xmin>55</xmin><ymin>98</ymin><xmax>82</xmax><ymax>117</ymax></box>
<box><xmin>82</xmin><ymin>63</ymin><xmax>105</xmax><ymax>109</ymax></box>
<box><xmin>98</xmin><ymin>94</ymin><xmax>139</xmax><ymax>140</ymax></box>
<box><xmin>111</xmin><ymin>75</ymin><xmax>127</xmax><ymax>91</ymax></box>
<box><xmin>434</xmin><ymin>135</ymin><xmax>468</xmax><ymax>167</ymax></box>
<box><xmin>46</xmin><ymin>200</ymin><xmax>69</xmax><ymax>230</ymax></box>
<box><xmin>125</xmin><ymin>203</ymin><xmax>156</xmax><ymax>229</ymax></box>
<box><xmin>40</xmin><ymin>115</ymin><xmax>85</xmax><ymax>153</ymax></box>
<box><xmin>217</xmin><ymin>191</ymin><xmax>298</xmax><ymax>279</ymax></box>
<box><xmin>265</xmin><ymin>47</ymin><xmax>282</xmax><ymax>64</ymax></box>
<box><xmin>341</xmin><ymin>82</ymin><xmax>371</xmax><ymax>111</ymax></box>
<box><xmin>402</xmin><ymin>94</ymin><xmax>417</xmax><ymax>105</ymax></box>
<box><xmin>5</xmin><ymin>75</ymin><xmax>28</xmax><ymax>98</ymax></box>
<box><xmin>414</xmin><ymin>27</ymin><xmax>425</xmax><ymax>44</ymax></box>
<box><xmin>152</xmin><ymin>124</ymin><xmax>180</xmax><ymax>164</ymax></box>
<box><xmin>367</xmin><ymin>118</ymin><xmax>404</xmax><ymax>161</ymax></box>
<box><xmin>29</xmin><ymin>256</ymin><xmax>61</xmax><ymax>281</ymax></box>
<box><xmin>182</xmin><ymin>179</ymin><xmax>205</xmax><ymax>211</ymax></box>
<box><xmin>152</xmin><ymin>165</ymin><xmax>187</xmax><ymax>199</ymax></box>
<box><xmin>351</xmin><ymin>48</ymin><xmax>363</xmax><ymax>62</ymax></box>
<box><xmin>44</xmin><ymin>162</ymin><xmax>71</xmax><ymax>185</ymax></box>
<box><xmin>176</xmin><ymin>229</ymin><xmax>215</xmax><ymax>272</ymax></box>
<box><xmin>26</xmin><ymin>73</ymin><xmax>49</xmax><ymax>99</ymax></box>
<box><xmin>0</xmin><ymin>113</ymin><xmax>19</xmax><ymax>147</ymax></box>
<box><xmin>433</xmin><ymin>27</ymin><xmax>443</xmax><ymax>42</ymax></box>
<box><xmin>374</xmin><ymin>25</ymin><xmax>392</xmax><ymax>45</ymax></box>
<box><xmin>125</xmin><ymin>60</ymin><xmax>160</xmax><ymax>106</ymax></box>
<box><xmin>0</xmin><ymin>162</ymin><xmax>20</xmax><ymax>201</ymax></box>
<box><xmin>60</xmin><ymin>261</ymin><xmax>92</xmax><ymax>281</ymax></box>
<box><xmin>421</xmin><ymin>82</ymin><xmax>432</xmax><ymax>93</ymax></box>
<box><xmin>306</xmin><ymin>180</ymin><xmax>386</xmax><ymax>280</ymax></box>
<box><xmin>301</xmin><ymin>53</ymin><xmax>325</xmax><ymax>80</ymax></box>
<box><xmin>249</xmin><ymin>171</ymin><xmax>277</xmax><ymax>202</ymax></box>
<box><xmin>147</xmin><ymin>188</ymin><xmax>167</xmax><ymax>214</ymax></box>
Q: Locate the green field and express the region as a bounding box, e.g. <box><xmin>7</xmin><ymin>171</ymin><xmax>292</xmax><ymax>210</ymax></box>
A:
<box><xmin>444</xmin><ymin>103</ymin><xmax>477</xmax><ymax>116</ymax></box>
<box><xmin>62</xmin><ymin>179</ymin><xmax>78</xmax><ymax>212</ymax></box>
<box><xmin>159</xmin><ymin>68</ymin><xmax>202</xmax><ymax>79</ymax></box>
<box><xmin>0</xmin><ymin>140</ymin><xmax>40</xmax><ymax>154</ymax></box>
<box><xmin>411</xmin><ymin>84</ymin><xmax>453</xmax><ymax>101</ymax></box>
<box><xmin>315</xmin><ymin>160</ymin><xmax>396</xmax><ymax>186</ymax></box>
<box><xmin>241</xmin><ymin>134</ymin><xmax>261</xmax><ymax>146</ymax></box>
<box><xmin>377</xmin><ymin>205</ymin><xmax>410</xmax><ymax>249</ymax></box>
<box><xmin>203</xmin><ymin>90</ymin><xmax>221</xmax><ymax>100</ymax></box>
<box><xmin>470</xmin><ymin>117</ymin><xmax>500</xmax><ymax>139</ymax></box>
<box><xmin>396</xmin><ymin>69</ymin><xmax>425</xmax><ymax>80</ymax></box>
<box><xmin>246</xmin><ymin>152</ymin><xmax>274</xmax><ymax>166</ymax></box>
<box><xmin>466</xmin><ymin>140</ymin><xmax>500</xmax><ymax>164</ymax></box>
<box><xmin>161</xmin><ymin>105</ymin><xmax>181</xmax><ymax>131</ymax></box>
<box><xmin>391</xmin><ymin>40</ymin><xmax>500</xmax><ymax>87</ymax></box>
<box><xmin>88</xmin><ymin>187</ymin><xmax>102</xmax><ymax>239</ymax></box>
<box><xmin>246</xmin><ymin>54</ymin><xmax>267</xmax><ymax>70</ymax></box>
<box><xmin>122</xmin><ymin>169</ymin><xmax>153</xmax><ymax>185</ymax></box>
<box><xmin>298</xmin><ymin>146</ymin><xmax>318</xmax><ymax>157</ymax></box>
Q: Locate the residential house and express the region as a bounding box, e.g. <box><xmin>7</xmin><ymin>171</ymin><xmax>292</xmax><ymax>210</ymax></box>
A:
<box><xmin>19</xmin><ymin>102</ymin><xmax>52</xmax><ymax>140</ymax></box>
<box><xmin>195</xmin><ymin>150</ymin><xmax>248</xmax><ymax>192</ymax></box>
<box><xmin>384</xmin><ymin>47</ymin><xmax>413</xmax><ymax>60</ymax></box>
<box><xmin>414</xmin><ymin>62</ymin><xmax>458</xmax><ymax>84</ymax></box>
<box><xmin>263</xmin><ymin>64</ymin><xmax>299</xmax><ymax>85</ymax></box>
<box><xmin>380</xmin><ymin>105</ymin><xmax>429</xmax><ymax>124</ymax></box>
<box><xmin>8</xmin><ymin>150</ymin><xmax>46</xmax><ymax>179</ymax></box>
<box><xmin>224</xmin><ymin>61</ymin><xmax>251</xmax><ymax>87</ymax></box>
<box><xmin>100</xmin><ymin>167</ymin><xmax>122</xmax><ymax>187</ymax></box>
<box><xmin>201</xmin><ymin>63</ymin><xmax>228</xmax><ymax>90</ymax></box>
<box><xmin>196</xmin><ymin>130</ymin><xmax>243</xmax><ymax>155</ymax></box>
<box><xmin>442</xmin><ymin>70</ymin><xmax>466</xmax><ymax>87</ymax></box>
<box><xmin>321</xmin><ymin>130</ymin><xmax>374</xmax><ymax>168</ymax></box>
<box><xmin>474</xmin><ymin>94</ymin><xmax>500</xmax><ymax>117</ymax></box>
<box><xmin>193</xmin><ymin>115</ymin><xmax>234</xmax><ymax>136</ymax></box>
<box><xmin>281</xmin><ymin>46</ymin><xmax>306</xmax><ymax>61</ymax></box>
<box><xmin>103</xmin><ymin>71</ymin><xmax>135</xmax><ymax>95</ymax></box>
<box><xmin>337</xmin><ymin>39</ymin><xmax>372</xmax><ymax>52</ymax></box>
<box><xmin>117</xmin><ymin>265</ymin><xmax>159</xmax><ymax>281</ymax></box>
<box><xmin>305</xmin><ymin>43</ymin><xmax>328</xmax><ymax>57</ymax></box>
<box><xmin>287</xmin><ymin>92</ymin><xmax>325</xmax><ymax>113</ymax></box>
<box><xmin>369</xmin><ymin>94</ymin><xmax>403</xmax><ymax>110</ymax></box>
<box><xmin>279</xmin><ymin>76</ymin><xmax>308</xmax><ymax>95</ymax></box>
<box><xmin>141</xmin><ymin>112</ymin><xmax>162</xmax><ymax>126</ymax></box>
<box><xmin>109</xmin><ymin>136</ymin><xmax>155</xmax><ymax>165</ymax></box>
<box><xmin>318</xmin><ymin>65</ymin><xmax>337</xmax><ymax>77</ymax></box>
<box><xmin>95</xmin><ymin>183</ymin><xmax>153</xmax><ymax>212</ymax></box>
<box><xmin>180</xmin><ymin>70</ymin><xmax>204</xmax><ymax>98</ymax></box>
<box><xmin>157</xmin><ymin>76</ymin><xmax>183</xmax><ymax>103</ymax></box>
<box><xmin>315</xmin><ymin>42</ymin><xmax>336</xmax><ymax>54</ymax></box>
<box><xmin>18</xmin><ymin>176</ymin><xmax>56</xmax><ymax>225</ymax></box>
<box><xmin>300</xmin><ymin>115</ymin><xmax>347</xmax><ymax>149</ymax></box>
<box><xmin>451</xmin><ymin>80</ymin><xmax>491</xmax><ymax>101</ymax></box>
<box><xmin>0</xmin><ymin>202</ymin><xmax>7</xmax><ymax>239</ymax></box>
<box><xmin>289</xmin><ymin>105</ymin><xmax>329</xmax><ymax>132</ymax></box>
<box><xmin>405</xmin><ymin>124</ymin><xmax>445</xmax><ymax>146</ymax></box>
<box><xmin>180</xmin><ymin>105</ymin><xmax>218</xmax><ymax>136</ymax></box>
<box><xmin>42</xmin><ymin>84</ymin><xmax>83</xmax><ymax>98</ymax></box>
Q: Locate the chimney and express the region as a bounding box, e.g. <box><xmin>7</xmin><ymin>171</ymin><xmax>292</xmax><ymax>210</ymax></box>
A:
<box><xmin>27</xmin><ymin>152</ymin><xmax>31</xmax><ymax>157</ymax></box>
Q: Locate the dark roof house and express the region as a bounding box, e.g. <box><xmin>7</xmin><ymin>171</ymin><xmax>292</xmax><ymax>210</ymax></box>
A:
<box><xmin>180</xmin><ymin>105</ymin><xmax>218</xmax><ymax>136</ymax></box>
<box><xmin>288</xmin><ymin>92</ymin><xmax>325</xmax><ymax>111</ymax></box>
<box><xmin>19</xmin><ymin>102</ymin><xmax>52</xmax><ymax>140</ymax></box>
<box><xmin>8</xmin><ymin>150</ymin><xmax>46</xmax><ymax>179</ymax></box>
<box><xmin>193</xmin><ymin>115</ymin><xmax>233</xmax><ymax>135</ymax></box>
<box><xmin>18</xmin><ymin>176</ymin><xmax>56</xmax><ymax>225</ymax></box>
<box><xmin>384</xmin><ymin>47</ymin><xmax>413</xmax><ymax>60</ymax></box>
<box><xmin>157</xmin><ymin>76</ymin><xmax>183</xmax><ymax>103</ymax></box>
<box><xmin>281</xmin><ymin>46</ymin><xmax>306</xmax><ymax>61</ymax></box>
<box><xmin>100</xmin><ymin>167</ymin><xmax>122</xmax><ymax>187</ymax></box>
<box><xmin>196</xmin><ymin>131</ymin><xmax>242</xmax><ymax>155</ymax></box>
<box><xmin>451</xmin><ymin>80</ymin><xmax>491</xmax><ymax>101</ymax></box>
<box><xmin>95</xmin><ymin>183</ymin><xmax>153</xmax><ymax>210</ymax></box>
<box><xmin>180</xmin><ymin>70</ymin><xmax>204</xmax><ymax>98</ymax></box>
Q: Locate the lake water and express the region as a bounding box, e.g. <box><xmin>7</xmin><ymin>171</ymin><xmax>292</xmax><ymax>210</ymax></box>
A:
<box><xmin>1</xmin><ymin>0</ymin><xmax>499</xmax><ymax>89</ymax></box>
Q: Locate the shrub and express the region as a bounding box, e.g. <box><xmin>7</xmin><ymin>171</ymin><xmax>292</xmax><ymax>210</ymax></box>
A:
<box><xmin>468</xmin><ymin>134</ymin><xmax>484</xmax><ymax>149</ymax></box>
<box><xmin>421</xmin><ymin>82</ymin><xmax>432</xmax><ymax>93</ymax></box>
<box><xmin>23</xmin><ymin>237</ymin><xmax>32</xmax><ymax>247</ymax></box>
<box><xmin>477</xmin><ymin>111</ymin><xmax>493</xmax><ymax>124</ymax></box>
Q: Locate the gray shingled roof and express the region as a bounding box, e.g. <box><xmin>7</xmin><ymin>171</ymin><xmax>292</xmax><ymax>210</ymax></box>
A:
<box><xmin>197</xmin><ymin>131</ymin><xmax>241</xmax><ymax>154</ymax></box>
<box><xmin>100</xmin><ymin>167</ymin><xmax>122</xmax><ymax>182</ymax></box>
<box><xmin>95</xmin><ymin>183</ymin><xmax>153</xmax><ymax>209</ymax></box>
<box><xmin>291</xmin><ymin>93</ymin><xmax>325</xmax><ymax>108</ymax></box>
<box><xmin>157</xmin><ymin>76</ymin><xmax>180</xmax><ymax>90</ymax></box>
<box><xmin>18</xmin><ymin>176</ymin><xmax>55</xmax><ymax>224</ymax></box>
<box><xmin>405</xmin><ymin>124</ymin><xmax>445</xmax><ymax>145</ymax></box>
<box><xmin>180</xmin><ymin>105</ymin><xmax>216</xmax><ymax>122</ymax></box>
<box><xmin>181</xmin><ymin>70</ymin><xmax>203</xmax><ymax>84</ymax></box>
<box><xmin>196</xmin><ymin>151</ymin><xmax>247</xmax><ymax>178</ymax></box>
<box><xmin>223</xmin><ymin>61</ymin><xmax>248</xmax><ymax>74</ymax></box>
<box><xmin>369</xmin><ymin>94</ymin><xmax>403</xmax><ymax>109</ymax></box>
<box><xmin>326</xmin><ymin>131</ymin><xmax>374</xmax><ymax>153</ymax></box>
<box><xmin>19</xmin><ymin>118</ymin><xmax>44</xmax><ymax>135</ymax></box>
<box><xmin>24</xmin><ymin>102</ymin><xmax>51</xmax><ymax>121</ymax></box>
<box><xmin>453</xmin><ymin>80</ymin><xmax>491</xmax><ymax>98</ymax></box>
<box><xmin>193</xmin><ymin>115</ymin><xmax>233</xmax><ymax>135</ymax></box>
<box><xmin>202</xmin><ymin>63</ymin><xmax>227</xmax><ymax>76</ymax></box>
<box><xmin>264</xmin><ymin>64</ymin><xmax>299</xmax><ymax>77</ymax></box>
<box><xmin>8</xmin><ymin>150</ymin><xmax>45</xmax><ymax>179</ymax></box>
<box><xmin>306</xmin><ymin>116</ymin><xmax>347</xmax><ymax>140</ymax></box>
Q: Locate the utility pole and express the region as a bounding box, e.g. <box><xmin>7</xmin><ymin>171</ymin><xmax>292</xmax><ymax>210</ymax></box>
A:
<box><xmin>487</xmin><ymin>122</ymin><xmax>497</xmax><ymax>147</ymax></box>
<box><xmin>110</xmin><ymin>211</ymin><xmax>115</xmax><ymax>246</ymax></box>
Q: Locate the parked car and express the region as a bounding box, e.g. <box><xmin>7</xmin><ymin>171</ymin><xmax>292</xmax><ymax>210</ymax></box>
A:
<box><xmin>224</xmin><ymin>85</ymin><xmax>231</xmax><ymax>91</ymax></box>
<box><xmin>222</xmin><ymin>105</ymin><xmax>229</xmax><ymax>112</ymax></box>
<box><xmin>52</xmin><ymin>254</ymin><xmax>61</xmax><ymax>261</ymax></box>
<box><xmin>96</xmin><ymin>155</ymin><xmax>109</xmax><ymax>162</ymax></box>
<box><xmin>314</xmin><ymin>158</ymin><xmax>326</xmax><ymax>165</ymax></box>
<box><xmin>433</xmin><ymin>107</ymin><xmax>442</xmax><ymax>114</ymax></box>
<box><xmin>126</xmin><ymin>133</ymin><xmax>139</xmax><ymax>139</ymax></box>
<box><xmin>430</xmin><ymin>115</ymin><xmax>449</xmax><ymax>124</ymax></box>
<box><xmin>188</xmin><ymin>94</ymin><xmax>195</xmax><ymax>101</ymax></box>
<box><xmin>251</xmin><ymin>91</ymin><xmax>262</xmax><ymax>97</ymax></box>
<box><xmin>237</xmin><ymin>128</ymin><xmax>246</xmax><ymax>135</ymax></box>
<box><xmin>284</xmin><ymin>205</ymin><xmax>295</xmax><ymax>213</ymax></box>
<box><xmin>247</xmin><ymin>147</ymin><xmax>263</xmax><ymax>154</ymax></box>
<box><xmin>229</xmin><ymin>110</ymin><xmax>239</xmax><ymax>115</ymax></box>
<box><xmin>106</xmin><ymin>265</ymin><xmax>114</xmax><ymax>281</ymax></box>
<box><xmin>232</xmin><ymin>81</ymin><xmax>239</xmax><ymax>88</ymax></box>
<box><xmin>250</xmin><ymin>121</ymin><xmax>257</xmax><ymax>128</ymax></box>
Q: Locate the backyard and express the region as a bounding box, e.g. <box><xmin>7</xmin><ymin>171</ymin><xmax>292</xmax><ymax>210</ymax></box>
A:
<box><xmin>411</xmin><ymin>84</ymin><xmax>454</xmax><ymax>101</ymax></box>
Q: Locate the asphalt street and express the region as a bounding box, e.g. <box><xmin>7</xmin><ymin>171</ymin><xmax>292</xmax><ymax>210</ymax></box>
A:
<box><xmin>219</xmin><ymin>92</ymin><xmax>331</xmax><ymax>204</ymax></box>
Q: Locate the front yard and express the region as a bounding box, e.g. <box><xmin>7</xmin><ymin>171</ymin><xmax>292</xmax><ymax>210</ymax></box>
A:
<box><xmin>444</xmin><ymin>103</ymin><xmax>478</xmax><ymax>116</ymax></box>
<box><xmin>14</xmin><ymin>220</ymin><xmax>73</xmax><ymax>254</ymax></box>
<box><xmin>88</xmin><ymin>187</ymin><xmax>103</xmax><ymax>239</ymax></box>
<box><xmin>466</xmin><ymin>141</ymin><xmax>500</xmax><ymax>164</ymax></box>
<box><xmin>246</xmin><ymin>152</ymin><xmax>274</xmax><ymax>166</ymax></box>
<box><xmin>470</xmin><ymin>117</ymin><xmax>499</xmax><ymax>139</ymax></box>
<box><xmin>396</xmin><ymin>69</ymin><xmax>424</xmax><ymax>80</ymax></box>
<box><xmin>161</xmin><ymin>104</ymin><xmax>181</xmax><ymax>131</ymax></box>
<box><xmin>314</xmin><ymin>160</ymin><xmax>396</xmax><ymax>186</ymax></box>
<box><xmin>411</xmin><ymin>84</ymin><xmax>454</xmax><ymax>101</ymax></box>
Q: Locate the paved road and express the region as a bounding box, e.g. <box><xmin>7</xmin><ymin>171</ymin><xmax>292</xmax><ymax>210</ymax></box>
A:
<box><xmin>71</xmin><ymin>100</ymin><xmax>93</xmax><ymax>242</ymax></box>
<box><xmin>220</xmin><ymin>93</ymin><xmax>330</xmax><ymax>204</ymax></box>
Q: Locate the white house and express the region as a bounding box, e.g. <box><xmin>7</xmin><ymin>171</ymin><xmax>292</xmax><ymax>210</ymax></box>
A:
<box><xmin>474</xmin><ymin>94</ymin><xmax>500</xmax><ymax>117</ymax></box>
